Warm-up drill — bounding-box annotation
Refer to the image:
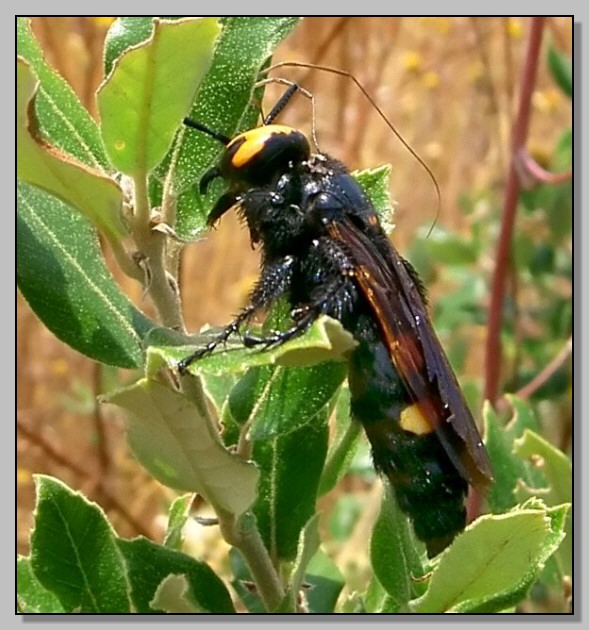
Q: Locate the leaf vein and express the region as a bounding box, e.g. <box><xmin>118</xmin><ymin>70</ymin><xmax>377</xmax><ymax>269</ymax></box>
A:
<box><xmin>19</xmin><ymin>190</ymin><xmax>142</xmax><ymax>346</ymax></box>
<box><xmin>39</xmin><ymin>87</ymin><xmax>104</xmax><ymax>172</ymax></box>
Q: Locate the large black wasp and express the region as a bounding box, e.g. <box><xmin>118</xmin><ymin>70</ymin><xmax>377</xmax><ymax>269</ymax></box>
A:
<box><xmin>178</xmin><ymin>75</ymin><xmax>493</xmax><ymax>557</ymax></box>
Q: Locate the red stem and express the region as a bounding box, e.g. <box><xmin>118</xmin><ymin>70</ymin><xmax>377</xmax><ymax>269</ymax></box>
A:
<box><xmin>496</xmin><ymin>336</ymin><xmax>572</xmax><ymax>413</ymax></box>
<box><xmin>516</xmin><ymin>147</ymin><xmax>573</xmax><ymax>186</ymax></box>
<box><xmin>483</xmin><ymin>17</ymin><xmax>546</xmax><ymax>406</ymax></box>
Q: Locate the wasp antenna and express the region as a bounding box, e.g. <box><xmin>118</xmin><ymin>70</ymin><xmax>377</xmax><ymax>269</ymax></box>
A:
<box><xmin>183</xmin><ymin>117</ymin><xmax>231</xmax><ymax>145</ymax></box>
<box><xmin>263</xmin><ymin>82</ymin><xmax>299</xmax><ymax>124</ymax></box>
<box><xmin>261</xmin><ymin>61</ymin><xmax>442</xmax><ymax>225</ymax></box>
<box><xmin>255</xmin><ymin>77</ymin><xmax>321</xmax><ymax>152</ymax></box>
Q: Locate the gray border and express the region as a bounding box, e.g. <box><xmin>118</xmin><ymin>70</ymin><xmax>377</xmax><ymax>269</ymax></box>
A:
<box><xmin>13</xmin><ymin>10</ymin><xmax>580</xmax><ymax>628</ymax></box>
<box><xmin>571</xmin><ymin>16</ymin><xmax>581</xmax><ymax>624</ymax></box>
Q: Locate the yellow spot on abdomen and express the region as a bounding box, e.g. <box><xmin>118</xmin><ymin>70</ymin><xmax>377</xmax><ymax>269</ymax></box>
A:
<box><xmin>400</xmin><ymin>404</ymin><xmax>433</xmax><ymax>435</ymax></box>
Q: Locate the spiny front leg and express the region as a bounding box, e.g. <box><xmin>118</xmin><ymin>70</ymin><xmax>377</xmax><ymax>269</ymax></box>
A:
<box><xmin>241</xmin><ymin>307</ymin><xmax>317</xmax><ymax>349</ymax></box>
<box><xmin>242</xmin><ymin>271</ymin><xmax>356</xmax><ymax>350</ymax></box>
<box><xmin>177</xmin><ymin>255</ymin><xmax>296</xmax><ymax>374</ymax></box>
<box><xmin>241</xmin><ymin>236</ymin><xmax>358</xmax><ymax>350</ymax></box>
<box><xmin>177</xmin><ymin>304</ymin><xmax>257</xmax><ymax>374</ymax></box>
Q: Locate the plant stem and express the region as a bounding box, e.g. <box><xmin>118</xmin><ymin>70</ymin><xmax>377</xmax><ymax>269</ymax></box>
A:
<box><xmin>495</xmin><ymin>336</ymin><xmax>572</xmax><ymax>413</ymax></box>
<box><xmin>180</xmin><ymin>374</ymin><xmax>285</xmax><ymax>610</ymax></box>
<box><xmin>161</xmin><ymin>163</ymin><xmax>184</xmax><ymax>280</ymax></box>
<box><xmin>217</xmin><ymin>509</ymin><xmax>286</xmax><ymax>612</ymax></box>
<box><xmin>131</xmin><ymin>173</ymin><xmax>185</xmax><ymax>331</ymax></box>
<box><xmin>483</xmin><ymin>17</ymin><xmax>546</xmax><ymax>406</ymax></box>
<box><xmin>105</xmin><ymin>233</ymin><xmax>144</xmax><ymax>282</ymax></box>
<box><xmin>516</xmin><ymin>147</ymin><xmax>572</xmax><ymax>186</ymax></box>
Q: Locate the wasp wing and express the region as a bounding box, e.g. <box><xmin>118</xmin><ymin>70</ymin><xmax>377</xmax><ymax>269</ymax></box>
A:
<box><xmin>327</xmin><ymin>218</ymin><xmax>493</xmax><ymax>489</ymax></box>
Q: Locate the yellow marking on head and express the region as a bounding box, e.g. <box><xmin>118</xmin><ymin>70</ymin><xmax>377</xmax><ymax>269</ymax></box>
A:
<box><xmin>229</xmin><ymin>125</ymin><xmax>295</xmax><ymax>168</ymax></box>
<box><xmin>399</xmin><ymin>404</ymin><xmax>433</xmax><ymax>435</ymax></box>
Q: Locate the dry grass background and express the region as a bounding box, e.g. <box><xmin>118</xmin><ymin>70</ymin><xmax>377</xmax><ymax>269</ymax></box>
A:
<box><xmin>17</xmin><ymin>16</ymin><xmax>572</xmax><ymax>592</ymax></box>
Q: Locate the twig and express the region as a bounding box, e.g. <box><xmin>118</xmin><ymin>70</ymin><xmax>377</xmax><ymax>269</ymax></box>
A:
<box><xmin>471</xmin><ymin>17</ymin><xmax>509</xmax><ymax>171</ymax></box>
<box><xmin>309</xmin><ymin>17</ymin><xmax>350</xmax><ymax>69</ymax></box>
<box><xmin>347</xmin><ymin>33</ymin><xmax>394</xmax><ymax>161</ymax></box>
<box><xmin>17</xmin><ymin>419</ymin><xmax>152</xmax><ymax>539</ymax></box>
<box><xmin>484</xmin><ymin>17</ymin><xmax>546</xmax><ymax>406</ymax></box>
<box><xmin>92</xmin><ymin>363</ymin><xmax>110</xmax><ymax>476</ymax></box>
<box><xmin>516</xmin><ymin>147</ymin><xmax>573</xmax><ymax>187</ymax></box>
<box><xmin>503</xmin><ymin>18</ymin><xmax>516</xmax><ymax>119</ymax></box>
<box><xmin>130</xmin><ymin>172</ymin><xmax>185</xmax><ymax>332</ymax></box>
<box><xmin>216</xmin><ymin>509</ymin><xmax>286</xmax><ymax>612</ymax></box>
<box><xmin>496</xmin><ymin>336</ymin><xmax>572</xmax><ymax>413</ymax></box>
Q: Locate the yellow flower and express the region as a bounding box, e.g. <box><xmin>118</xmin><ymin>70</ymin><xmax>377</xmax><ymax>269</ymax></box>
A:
<box><xmin>403</xmin><ymin>51</ymin><xmax>422</xmax><ymax>73</ymax></box>
<box><xmin>507</xmin><ymin>18</ymin><xmax>523</xmax><ymax>39</ymax></box>
<box><xmin>17</xmin><ymin>468</ymin><xmax>32</xmax><ymax>485</ymax></box>
<box><xmin>532</xmin><ymin>89</ymin><xmax>562</xmax><ymax>113</ymax></box>
<box><xmin>92</xmin><ymin>17</ymin><xmax>116</xmax><ymax>28</ymax></box>
<box><xmin>419</xmin><ymin>17</ymin><xmax>451</xmax><ymax>33</ymax></box>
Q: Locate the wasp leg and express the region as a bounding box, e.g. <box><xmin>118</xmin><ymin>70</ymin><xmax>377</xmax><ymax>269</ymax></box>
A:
<box><xmin>178</xmin><ymin>256</ymin><xmax>296</xmax><ymax>373</ymax></box>
<box><xmin>242</xmin><ymin>271</ymin><xmax>355</xmax><ymax>350</ymax></box>
<box><xmin>178</xmin><ymin>305</ymin><xmax>257</xmax><ymax>374</ymax></box>
<box><xmin>242</xmin><ymin>308</ymin><xmax>317</xmax><ymax>349</ymax></box>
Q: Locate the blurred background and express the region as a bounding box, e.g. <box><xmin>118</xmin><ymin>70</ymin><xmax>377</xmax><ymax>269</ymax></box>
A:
<box><xmin>17</xmin><ymin>17</ymin><xmax>572</xmax><ymax>610</ymax></box>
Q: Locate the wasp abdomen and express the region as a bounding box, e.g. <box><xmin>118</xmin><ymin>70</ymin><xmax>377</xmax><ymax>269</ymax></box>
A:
<box><xmin>348</xmin><ymin>325</ymin><xmax>469</xmax><ymax>557</ymax></box>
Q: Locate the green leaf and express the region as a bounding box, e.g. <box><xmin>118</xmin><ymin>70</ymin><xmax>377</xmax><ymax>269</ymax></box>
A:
<box><xmin>30</xmin><ymin>476</ymin><xmax>131</xmax><ymax>613</ymax></box>
<box><xmin>369</xmin><ymin>487</ymin><xmax>425</xmax><ymax>609</ymax></box>
<box><xmin>98</xmin><ymin>17</ymin><xmax>220</xmax><ymax>175</ymax></box>
<box><xmin>118</xmin><ymin>537</ymin><xmax>235</xmax><ymax>613</ymax></box>
<box><xmin>16</xmin><ymin>17</ymin><xmax>110</xmax><ymax>170</ymax></box>
<box><xmin>150</xmin><ymin>575</ymin><xmax>203</xmax><ymax>613</ymax></box>
<box><xmin>514</xmin><ymin>429</ymin><xmax>572</xmax><ymax>508</ymax></box>
<box><xmin>17</xmin><ymin>59</ymin><xmax>126</xmax><ymax>242</ymax></box>
<box><xmin>305</xmin><ymin>549</ymin><xmax>345</xmax><ymax>613</ymax></box>
<box><xmin>364</xmin><ymin>575</ymin><xmax>400</xmax><ymax>613</ymax></box>
<box><xmin>159</xmin><ymin>17</ymin><xmax>300</xmax><ymax>238</ymax></box>
<box><xmin>163</xmin><ymin>493</ymin><xmax>195</xmax><ymax>550</ymax></box>
<box><xmin>229</xmin><ymin>362</ymin><xmax>346</xmax><ymax>440</ymax></box>
<box><xmin>200</xmin><ymin>371</ymin><xmax>240</xmax><ymax>415</ymax></box>
<box><xmin>252</xmin><ymin>408</ymin><xmax>329</xmax><ymax>561</ymax></box>
<box><xmin>483</xmin><ymin>400</ymin><xmax>543</xmax><ymax>513</ymax></box>
<box><xmin>154</xmin><ymin>315</ymin><xmax>357</xmax><ymax>376</ymax></box>
<box><xmin>273</xmin><ymin>515</ymin><xmax>322</xmax><ymax>612</ymax></box>
<box><xmin>354</xmin><ymin>164</ymin><xmax>394</xmax><ymax>232</ymax></box>
<box><xmin>104</xmin><ymin>378</ymin><xmax>259</xmax><ymax>515</ymax></box>
<box><xmin>513</xmin><ymin>429</ymin><xmax>572</xmax><ymax>575</ymax></box>
<box><xmin>422</xmin><ymin>226</ymin><xmax>478</xmax><ymax>265</ymax></box>
<box><xmin>410</xmin><ymin>501</ymin><xmax>570</xmax><ymax>613</ymax></box>
<box><xmin>547</xmin><ymin>45</ymin><xmax>572</xmax><ymax>98</ymax></box>
<box><xmin>17</xmin><ymin>556</ymin><xmax>66</xmax><ymax>613</ymax></box>
<box><xmin>327</xmin><ymin>494</ymin><xmax>363</xmax><ymax>541</ymax></box>
<box><xmin>104</xmin><ymin>17</ymin><xmax>163</xmax><ymax>75</ymax></box>
<box><xmin>17</xmin><ymin>181</ymin><xmax>153</xmax><ymax>368</ymax></box>
<box><xmin>318</xmin><ymin>384</ymin><xmax>362</xmax><ymax>495</ymax></box>
<box><xmin>289</xmin><ymin>514</ymin><xmax>321</xmax><ymax>605</ymax></box>
<box><xmin>553</xmin><ymin>127</ymin><xmax>573</xmax><ymax>171</ymax></box>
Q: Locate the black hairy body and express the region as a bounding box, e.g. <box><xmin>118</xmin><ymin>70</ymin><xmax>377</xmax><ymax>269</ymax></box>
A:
<box><xmin>180</xmin><ymin>125</ymin><xmax>492</xmax><ymax>556</ymax></box>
